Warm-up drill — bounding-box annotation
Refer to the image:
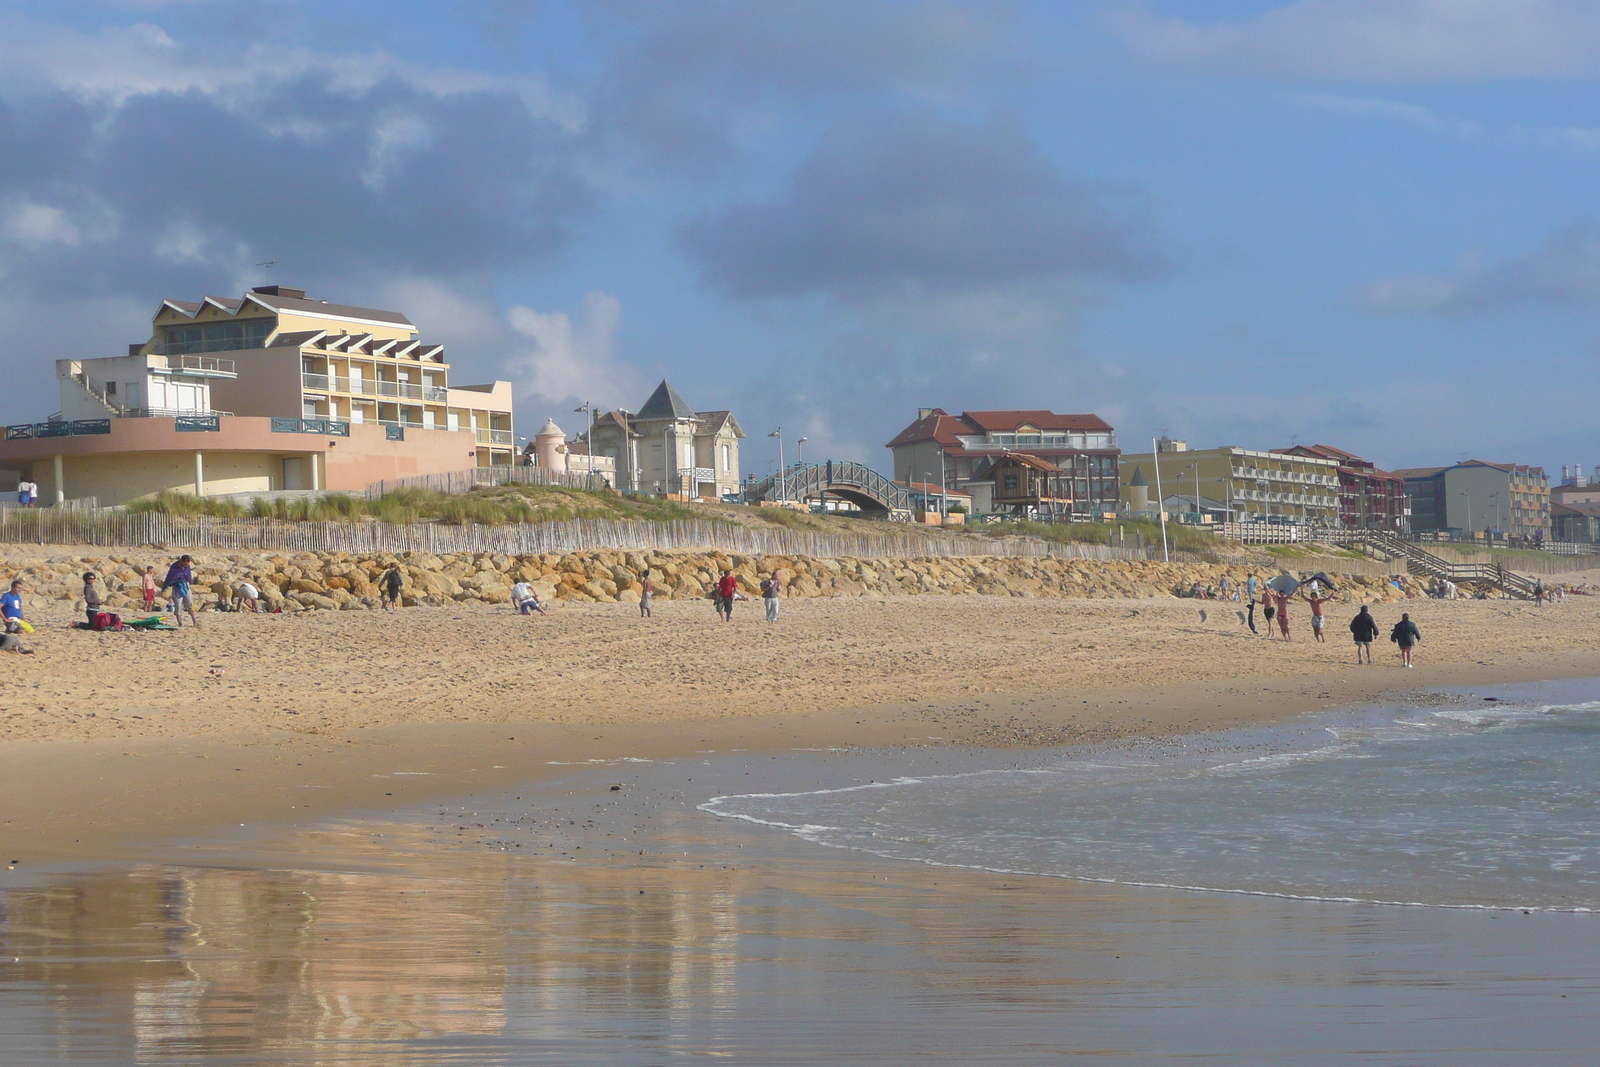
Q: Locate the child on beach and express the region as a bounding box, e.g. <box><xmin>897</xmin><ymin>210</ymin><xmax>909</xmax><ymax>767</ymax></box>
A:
<box><xmin>141</xmin><ymin>566</ymin><xmax>157</xmax><ymax>611</ymax></box>
<box><xmin>639</xmin><ymin>570</ymin><xmax>653</xmax><ymax>618</ymax></box>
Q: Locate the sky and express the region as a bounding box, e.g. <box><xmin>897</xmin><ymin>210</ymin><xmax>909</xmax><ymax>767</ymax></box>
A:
<box><xmin>3</xmin><ymin>0</ymin><xmax>1600</xmax><ymax>480</ymax></box>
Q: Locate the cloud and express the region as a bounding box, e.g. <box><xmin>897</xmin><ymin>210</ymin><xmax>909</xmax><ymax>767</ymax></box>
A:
<box><xmin>586</xmin><ymin>0</ymin><xmax>1021</xmax><ymax>168</ymax></box>
<box><xmin>1291</xmin><ymin>92</ymin><xmax>1480</xmax><ymax>139</ymax></box>
<box><xmin>1109</xmin><ymin>0</ymin><xmax>1600</xmax><ymax>82</ymax></box>
<box><xmin>676</xmin><ymin>110</ymin><xmax>1168</xmax><ymax>305</ymax></box>
<box><xmin>1356</xmin><ymin>218</ymin><xmax>1600</xmax><ymax>314</ymax></box>
<box><xmin>505</xmin><ymin>291</ymin><xmax>642</xmax><ymax>411</ymax></box>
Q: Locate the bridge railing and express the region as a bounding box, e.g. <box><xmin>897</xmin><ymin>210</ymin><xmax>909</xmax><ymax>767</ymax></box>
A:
<box><xmin>753</xmin><ymin>460</ymin><xmax>911</xmax><ymax>513</ymax></box>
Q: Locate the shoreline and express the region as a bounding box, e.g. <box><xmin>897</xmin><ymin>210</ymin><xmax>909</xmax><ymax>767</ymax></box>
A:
<box><xmin>4</xmin><ymin>640</ymin><xmax>1598</xmax><ymax>867</ymax></box>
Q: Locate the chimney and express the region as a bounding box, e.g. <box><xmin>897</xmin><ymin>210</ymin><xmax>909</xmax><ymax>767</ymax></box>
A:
<box><xmin>1563</xmin><ymin>465</ymin><xmax>1570</xmax><ymax>484</ymax></box>
<box><xmin>252</xmin><ymin>284</ymin><xmax>307</xmax><ymax>299</ymax></box>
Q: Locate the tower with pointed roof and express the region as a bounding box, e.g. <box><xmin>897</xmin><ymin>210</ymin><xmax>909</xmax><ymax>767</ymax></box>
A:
<box><xmin>586</xmin><ymin>379</ymin><xmax>744</xmax><ymax>498</ymax></box>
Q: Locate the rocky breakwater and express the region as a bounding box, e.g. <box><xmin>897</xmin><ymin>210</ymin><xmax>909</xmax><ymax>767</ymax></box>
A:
<box><xmin>0</xmin><ymin>549</ymin><xmax>1423</xmax><ymax>613</ymax></box>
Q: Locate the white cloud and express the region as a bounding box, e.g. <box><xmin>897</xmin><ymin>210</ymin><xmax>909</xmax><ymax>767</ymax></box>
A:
<box><xmin>1292</xmin><ymin>92</ymin><xmax>1480</xmax><ymax>139</ymax></box>
<box><xmin>1356</xmin><ymin>218</ymin><xmax>1600</xmax><ymax>313</ymax></box>
<box><xmin>3</xmin><ymin>201</ymin><xmax>83</xmax><ymax>249</ymax></box>
<box><xmin>1109</xmin><ymin>0</ymin><xmax>1600</xmax><ymax>82</ymax></box>
<box><xmin>505</xmin><ymin>291</ymin><xmax>641</xmax><ymax>411</ymax></box>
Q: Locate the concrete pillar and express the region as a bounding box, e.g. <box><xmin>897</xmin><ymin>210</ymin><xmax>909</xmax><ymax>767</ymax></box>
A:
<box><xmin>310</xmin><ymin>452</ymin><xmax>321</xmax><ymax>491</ymax></box>
<box><xmin>52</xmin><ymin>454</ymin><xmax>64</xmax><ymax>506</ymax></box>
<box><xmin>194</xmin><ymin>451</ymin><xmax>204</xmax><ymax>497</ymax></box>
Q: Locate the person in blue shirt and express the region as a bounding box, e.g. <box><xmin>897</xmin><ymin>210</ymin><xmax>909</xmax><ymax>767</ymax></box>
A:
<box><xmin>160</xmin><ymin>555</ymin><xmax>201</xmax><ymax>628</ymax></box>
<box><xmin>1</xmin><ymin>579</ymin><xmax>25</xmax><ymax>633</ymax></box>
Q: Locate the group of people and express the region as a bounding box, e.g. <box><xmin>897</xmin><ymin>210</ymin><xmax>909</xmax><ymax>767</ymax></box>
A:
<box><xmin>503</xmin><ymin>566</ymin><xmax>786</xmax><ymax>624</ymax></box>
<box><xmin>1242</xmin><ymin>574</ymin><xmax>1335</xmax><ymax>643</ymax></box>
<box><xmin>14</xmin><ymin>480</ymin><xmax>38</xmax><ymax>508</ymax></box>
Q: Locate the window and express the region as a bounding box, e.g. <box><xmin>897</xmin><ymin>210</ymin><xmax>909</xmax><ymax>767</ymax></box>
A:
<box><xmin>1004</xmin><ymin>474</ymin><xmax>1019</xmax><ymax>491</ymax></box>
<box><xmin>721</xmin><ymin>443</ymin><xmax>730</xmax><ymax>471</ymax></box>
<box><xmin>164</xmin><ymin>319</ymin><xmax>269</xmax><ymax>353</ymax></box>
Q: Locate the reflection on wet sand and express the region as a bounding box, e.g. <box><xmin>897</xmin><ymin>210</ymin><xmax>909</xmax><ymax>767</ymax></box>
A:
<box><xmin>5</xmin><ymin>809</ymin><xmax>1600</xmax><ymax>1065</ymax></box>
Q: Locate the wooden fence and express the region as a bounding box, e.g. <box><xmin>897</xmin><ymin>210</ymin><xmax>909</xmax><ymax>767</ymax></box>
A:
<box><xmin>366</xmin><ymin>465</ymin><xmax>610</xmax><ymax>498</ymax></box>
<box><xmin>0</xmin><ymin>508</ymin><xmax>1173</xmax><ymax>562</ymax></box>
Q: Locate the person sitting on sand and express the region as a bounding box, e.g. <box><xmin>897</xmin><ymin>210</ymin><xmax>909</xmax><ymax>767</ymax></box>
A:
<box><xmin>1390</xmin><ymin>613</ymin><xmax>1421</xmax><ymax>667</ymax></box>
<box><xmin>2</xmin><ymin>578</ymin><xmax>26</xmax><ymax>634</ymax></box>
<box><xmin>381</xmin><ymin>563</ymin><xmax>403</xmax><ymax>611</ymax></box>
<box><xmin>1349</xmin><ymin>604</ymin><xmax>1379</xmax><ymax>664</ymax></box>
<box><xmin>510</xmin><ymin>579</ymin><xmax>548</xmax><ymax>616</ymax></box>
<box><xmin>232</xmin><ymin>581</ymin><xmax>261</xmax><ymax>613</ymax></box>
<box><xmin>0</xmin><ymin>630</ymin><xmax>33</xmax><ymax>653</ymax></box>
<box><xmin>82</xmin><ymin>571</ymin><xmax>103</xmax><ymax>627</ymax></box>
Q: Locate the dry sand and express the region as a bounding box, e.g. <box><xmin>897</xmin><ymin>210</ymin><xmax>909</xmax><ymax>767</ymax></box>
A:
<box><xmin>3</xmin><ymin>584</ymin><xmax>1599</xmax><ymax>863</ymax></box>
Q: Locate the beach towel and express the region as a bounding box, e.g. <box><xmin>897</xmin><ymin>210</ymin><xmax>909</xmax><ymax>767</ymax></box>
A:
<box><xmin>1305</xmin><ymin>571</ymin><xmax>1339</xmax><ymax>592</ymax></box>
<box><xmin>124</xmin><ymin>616</ymin><xmax>179</xmax><ymax>631</ymax></box>
<box><xmin>1266</xmin><ymin>574</ymin><xmax>1299</xmax><ymax>595</ymax></box>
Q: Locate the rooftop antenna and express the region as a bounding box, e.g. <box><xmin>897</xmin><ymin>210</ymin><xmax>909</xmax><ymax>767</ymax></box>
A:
<box><xmin>257</xmin><ymin>260</ymin><xmax>275</xmax><ymax>283</ymax></box>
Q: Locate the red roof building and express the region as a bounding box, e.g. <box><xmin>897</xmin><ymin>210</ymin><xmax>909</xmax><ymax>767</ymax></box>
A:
<box><xmin>1273</xmin><ymin>444</ymin><xmax>1408</xmax><ymax>533</ymax></box>
<box><xmin>886</xmin><ymin>408</ymin><xmax>1119</xmax><ymax>518</ymax></box>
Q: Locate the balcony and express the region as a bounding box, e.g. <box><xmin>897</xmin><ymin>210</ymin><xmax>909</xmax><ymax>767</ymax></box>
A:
<box><xmin>150</xmin><ymin>338</ymin><xmax>260</xmax><ymax>356</ymax></box>
<box><xmin>474</xmin><ymin>428</ymin><xmax>513</xmax><ymax>446</ymax></box>
<box><xmin>158</xmin><ymin>354</ymin><xmax>237</xmax><ymax>378</ymax></box>
<box><xmin>302</xmin><ymin>374</ymin><xmax>446</xmax><ymax>402</ymax></box>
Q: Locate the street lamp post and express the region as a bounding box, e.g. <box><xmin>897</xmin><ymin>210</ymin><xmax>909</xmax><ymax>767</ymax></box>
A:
<box><xmin>574</xmin><ymin>402</ymin><xmax>595</xmax><ymax>482</ymax></box>
<box><xmin>768</xmin><ymin>428</ymin><xmax>784</xmax><ymax>502</ymax></box>
<box><xmin>1151</xmin><ymin>436</ymin><xmax>1169</xmax><ymax>563</ymax></box>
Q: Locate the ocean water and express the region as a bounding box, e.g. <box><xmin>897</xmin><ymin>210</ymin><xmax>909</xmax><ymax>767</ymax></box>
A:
<box><xmin>704</xmin><ymin>679</ymin><xmax>1600</xmax><ymax>911</ymax></box>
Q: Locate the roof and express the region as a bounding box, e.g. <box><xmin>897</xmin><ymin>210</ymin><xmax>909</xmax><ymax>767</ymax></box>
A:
<box><xmin>1397</xmin><ymin>460</ymin><xmax>1548</xmax><ymax>481</ymax></box>
<box><xmin>269</xmin><ymin>329</ymin><xmax>327</xmax><ymax>348</ymax></box>
<box><xmin>1553</xmin><ymin>501</ymin><xmax>1600</xmax><ymax>517</ymax></box>
<box><xmin>989</xmin><ymin>452</ymin><xmax>1062</xmax><ymax>473</ymax></box>
<box><xmin>1392</xmin><ymin>466</ymin><xmax>1449</xmax><ymax>481</ymax></box>
<box><xmin>900</xmin><ymin>480</ymin><xmax>972</xmax><ymax>499</ymax></box>
<box><xmin>636</xmin><ymin>379</ymin><xmax>697</xmax><ymax>421</ymax></box>
<box><xmin>593</xmin><ymin>411</ymin><xmax>640</xmax><ymax>437</ymax></box>
<box><xmin>693</xmin><ymin>410</ymin><xmax>745</xmax><ymax>438</ymax></box>
<box><xmin>1128</xmin><ymin>465</ymin><xmax>1148</xmax><ymax>487</ymax></box>
<box><xmin>537</xmin><ymin>418</ymin><xmax>564</xmax><ymax>437</ymax></box>
<box><xmin>157</xmin><ymin>288</ymin><xmax>414</xmax><ymax>329</ymax></box>
<box><xmin>887</xmin><ymin>408</ymin><xmax>1114</xmax><ymax>450</ymax></box>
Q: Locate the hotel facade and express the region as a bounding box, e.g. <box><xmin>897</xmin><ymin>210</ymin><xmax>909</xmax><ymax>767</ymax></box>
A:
<box><xmin>2</xmin><ymin>285</ymin><xmax>515</xmax><ymax>506</ymax></box>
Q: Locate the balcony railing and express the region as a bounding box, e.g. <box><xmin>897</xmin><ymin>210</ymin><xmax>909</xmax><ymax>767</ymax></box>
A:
<box><xmin>302</xmin><ymin>374</ymin><xmax>446</xmax><ymax>402</ymax></box>
<box><xmin>474</xmin><ymin>428</ymin><xmax>513</xmax><ymax>446</ymax></box>
<box><xmin>7</xmin><ymin>419</ymin><xmax>112</xmax><ymax>440</ymax></box>
<box><xmin>151</xmin><ymin>337</ymin><xmax>261</xmax><ymax>356</ymax></box>
<box><xmin>161</xmin><ymin>354</ymin><xmax>237</xmax><ymax>376</ymax></box>
<box><xmin>271</xmin><ymin>417</ymin><xmax>351</xmax><ymax>437</ymax></box>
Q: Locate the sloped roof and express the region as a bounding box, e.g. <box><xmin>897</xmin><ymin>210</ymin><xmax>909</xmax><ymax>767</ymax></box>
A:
<box><xmin>157</xmin><ymin>289</ymin><xmax>415</xmax><ymax>329</ymax></box>
<box><xmin>636</xmin><ymin>379</ymin><xmax>696</xmax><ymax>420</ymax></box>
<box><xmin>886</xmin><ymin>407</ymin><xmax>1113</xmax><ymax>449</ymax></box>
<box><xmin>1392</xmin><ymin>466</ymin><xmax>1448</xmax><ymax>481</ymax></box>
<box><xmin>693</xmin><ymin>410</ymin><xmax>745</xmax><ymax>438</ymax></box>
<box><xmin>1128</xmin><ymin>465</ymin><xmax>1148</xmax><ymax>487</ymax></box>
<box><xmin>901</xmin><ymin>480</ymin><xmax>971</xmax><ymax>499</ymax></box>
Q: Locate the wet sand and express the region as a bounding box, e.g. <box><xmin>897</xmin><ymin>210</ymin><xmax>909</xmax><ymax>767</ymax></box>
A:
<box><xmin>4</xmin><ymin>749</ymin><xmax>1599</xmax><ymax>1065</ymax></box>
<box><xmin>3</xmin><ymin>593</ymin><xmax>1600</xmax><ymax>863</ymax></box>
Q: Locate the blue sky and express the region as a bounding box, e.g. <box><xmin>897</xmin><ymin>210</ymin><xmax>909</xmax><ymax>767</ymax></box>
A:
<box><xmin>3</xmin><ymin>0</ymin><xmax>1600</xmax><ymax>479</ymax></box>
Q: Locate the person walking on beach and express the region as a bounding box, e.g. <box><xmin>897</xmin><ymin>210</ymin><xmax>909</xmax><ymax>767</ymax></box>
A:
<box><xmin>1534</xmin><ymin>578</ymin><xmax>1545</xmax><ymax>607</ymax></box>
<box><xmin>1273</xmin><ymin>589</ymin><xmax>1292</xmax><ymax>640</ymax></box>
<box><xmin>161</xmin><ymin>555</ymin><xmax>201</xmax><ymax>628</ymax></box>
<box><xmin>141</xmin><ymin>565</ymin><xmax>158</xmax><ymax>612</ymax></box>
<box><xmin>761</xmin><ymin>571</ymin><xmax>782</xmax><ymax>624</ymax></box>
<box><xmin>639</xmin><ymin>569</ymin><xmax>653</xmax><ymax>618</ymax></box>
<box><xmin>1350</xmin><ymin>604</ymin><xmax>1379</xmax><ymax>664</ymax></box>
<box><xmin>1260</xmin><ymin>588</ymin><xmax>1275</xmax><ymax>638</ymax></box>
<box><xmin>1301</xmin><ymin>588</ymin><xmax>1333</xmax><ymax>643</ymax></box>
<box><xmin>381</xmin><ymin>563</ymin><xmax>403</xmax><ymax>610</ymax></box>
<box><xmin>715</xmin><ymin>569</ymin><xmax>740</xmax><ymax>621</ymax></box>
<box><xmin>82</xmin><ymin>571</ymin><xmax>104</xmax><ymax>627</ymax></box>
<box><xmin>2</xmin><ymin>579</ymin><xmax>25</xmax><ymax>633</ymax></box>
<box><xmin>1390</xmin><ymin>612</ymin><xmax>1421</xmax><ymax>667</ymax></box>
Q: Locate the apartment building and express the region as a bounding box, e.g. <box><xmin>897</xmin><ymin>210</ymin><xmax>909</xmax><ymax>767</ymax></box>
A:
<box><xmin>885</xmin><ymin>408</ymin><xmax>1119</xmax><ymax>517</ymax></box>
<box><xmin>1273</xmin><ymin>443</ymin><xmax>1408</xmax><ymax>533</ymax></box>
<box><xmin>1396</xmin><ymin>461</ymin><xmax>1550</xmax><ymax>539</ymax></box>
<box><xmin>1118</xmin><ymin>444</ymin><xmax>1342</xmax><ymax>526</ymax></box>
<box><xmin>0</xmin><ymin>285</ymin><xmax>515</xmax><ymax>505</ymax></box>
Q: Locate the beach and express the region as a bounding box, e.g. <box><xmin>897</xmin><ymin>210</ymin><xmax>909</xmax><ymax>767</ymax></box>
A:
<box><xmin>2</xmin><ymin>577</ymin><xmax>1599</xmax><ymax>863</ymax></box>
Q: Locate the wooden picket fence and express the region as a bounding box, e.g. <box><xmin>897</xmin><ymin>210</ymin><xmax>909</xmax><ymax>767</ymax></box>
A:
<box><xmin>0</xmin><ymin>508</ymin><xmax>1169</xmax><ymax>562</ymax></box>
<box><xmin>365</xmin><ymin>465</ymin><xmax>610</xmax><ymax>498</ymax></box>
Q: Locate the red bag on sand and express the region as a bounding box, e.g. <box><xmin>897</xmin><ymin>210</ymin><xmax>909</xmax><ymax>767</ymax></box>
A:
<box><xmin>92</xmin><ymin>611</ymin><xmax>122</xmax><ymax>632</ymax></box>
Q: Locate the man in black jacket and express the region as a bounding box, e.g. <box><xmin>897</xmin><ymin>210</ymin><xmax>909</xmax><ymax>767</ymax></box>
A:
<box><xmin>1349</xmin><ymin>604</ymin><xmax>1379</xmax><ymax>664</ymax></box>
<box><xmin>1390</xmin><ymin>613</ymin><xmax>1421</xmax><ymax>668</ymax></box>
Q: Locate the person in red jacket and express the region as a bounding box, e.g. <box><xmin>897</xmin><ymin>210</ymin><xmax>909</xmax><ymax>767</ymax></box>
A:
<box><xmin>714</xmin><ymin>570</ymin><xmax>742</xmax><ymax>621</ymax></box>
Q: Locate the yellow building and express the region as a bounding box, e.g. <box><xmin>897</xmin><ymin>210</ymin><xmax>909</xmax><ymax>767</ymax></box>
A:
<box><xmin>1119</xmin><ymin>445</ymin><xmax>1341</xmax><ymax>526</ymax></box>
<box><xmin>142</xmin><ymin>284</ymin><xmax>515</xmax><ymax>466</ymax></box>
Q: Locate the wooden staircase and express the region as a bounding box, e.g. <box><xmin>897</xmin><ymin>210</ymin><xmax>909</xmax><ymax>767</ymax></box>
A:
<box><xmin>1334</xmin><ymin>531</ymin><xmax>1537</xmax><ymax>599</ymax></box>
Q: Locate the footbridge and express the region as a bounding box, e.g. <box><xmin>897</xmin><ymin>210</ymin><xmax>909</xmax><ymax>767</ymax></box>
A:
<box><xmin>751</xmin><ymin>460</ymin><xmax>912</xmax><ymax>520</ymax></box>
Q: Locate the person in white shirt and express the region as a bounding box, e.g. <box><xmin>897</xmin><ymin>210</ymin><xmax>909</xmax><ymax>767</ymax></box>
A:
<box><xmin>510</xmin><ymin>581</ymin><xmax>548</xmax><ymax>616</ymax></box>
<box><xmin>232</xmin><ymin>581</ymin><xmax>261</xmax><ymax>613</ymax></box>
<box><xmin>17</xmin><ymin>480</ymin><xmax>37</xmax><ymax>507</ymax></box>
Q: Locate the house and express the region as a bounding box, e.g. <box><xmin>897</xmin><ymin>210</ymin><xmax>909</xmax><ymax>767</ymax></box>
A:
<box><xmin>584</xmin><ymin>380</ymin><xmax>744</xmax><ymax>499</ymax></box>
<box><xmin>899</xmin><ymin>480</ymin><xmax>973</xmax><ymax>515</ymax></box>
<box><xmin>969</xmin><ymin>453</ymin><xmax>1075</xmax><ymax>519</ymax></box>
<box><xmin>885</xmin><ymin>408</ymin><xmax>1119</xmax><ymax>517</ymax></box>
<box><xmin>1552</xmin><ymin>465</ymin><xmax>1600</xmax><ymax>507</ymax></box>
<box><xmin>0</xmin><ymin>285</ymin><xmax>515</xmax><ymax>505</ymax></box>
<box><xmin>1273</xmin><ymin>444</ymin><xmax>1408</xmax><ymax>533</ymax></box>
<box><xmin>1552</xmin><ymin>501</ymin><xmax>1600</xmax><ymax>543</ymax></box>
<box><xmin>1118</xmin><ymin>445</ymin><xmax>1341</xmax><ymax>526</ymax></box>
<box><xmin>1395</xmin><ymin>461</ymin><xmax>1550</xmax><ymax>539</ymax></box>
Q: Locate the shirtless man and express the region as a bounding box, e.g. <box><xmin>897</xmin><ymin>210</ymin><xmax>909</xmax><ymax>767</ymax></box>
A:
<box><xmin>1273</xmin><ymin>590</ymin><xmax>1291</xmax><ymax>641</ymax></box>
<box><xmin>1301</xmin><ymin>588</ymin><xmax>1334</xmax><ymax>643</ymax></box>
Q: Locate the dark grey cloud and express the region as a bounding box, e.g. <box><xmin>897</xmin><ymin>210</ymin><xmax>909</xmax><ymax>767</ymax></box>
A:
<box><xmin>1356</xmin><ymin>217</ymin><xmax>1600</xmax><ymax>314</ymax></box>
<box><xmin>675</xmin><ymin>110</ymin><xmax>1168</xmax><ymax>304</ymax></box>
<box><xmin>586</xmin><ymin>0</ymin><xmax>1021</xmax><ymax>169</ymax></box>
